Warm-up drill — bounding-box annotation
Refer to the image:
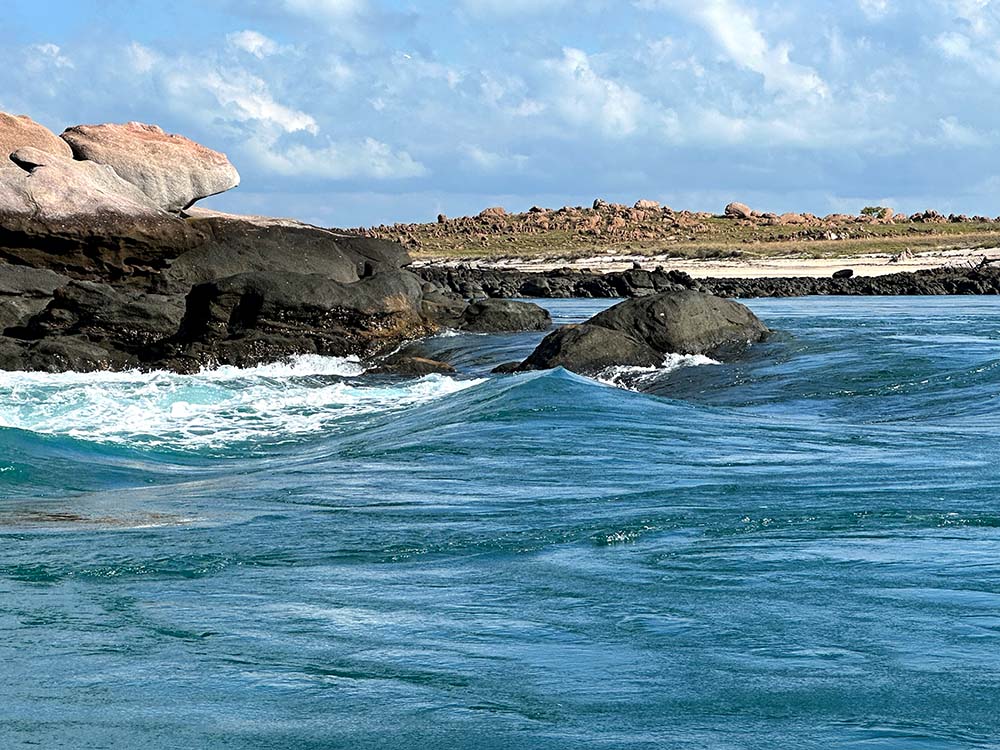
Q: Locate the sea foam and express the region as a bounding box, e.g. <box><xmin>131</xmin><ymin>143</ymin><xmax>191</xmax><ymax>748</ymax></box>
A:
<box><xmin>0</xmin><ymin>355</ymin><xmax>484</xmax><ymax>451</ymax></box>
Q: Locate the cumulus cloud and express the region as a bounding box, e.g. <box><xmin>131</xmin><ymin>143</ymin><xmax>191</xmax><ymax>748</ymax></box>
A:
<box><xmin>858</xmin><ymin>0</ymin><xmax>891</xmax><ymax>20</ymax></box>
<box><xmin>542</xmin><ymin>48</ymin><xmax>647</xmax><ymax>136</ymax></box>
<box><xmin>639</xmin><ymin>0</ymin><xmax>828</xmax><ymax>100</ymax></box>
<box><xmin>227</xmin><ymin>30</ymin><xmax>281</xmax><ymax>59</ymax></box>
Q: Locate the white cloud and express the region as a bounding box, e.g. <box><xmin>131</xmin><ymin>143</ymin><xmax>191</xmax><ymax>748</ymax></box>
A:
<box><xmin>543</xmin><ymin>48</ymin><xmax>647</xmax><ymax>136</ymax></box>
<box><xmin>937</xmin><ymin>115</ymin><xmax>986</xmax><ymax>146</ymax></box>
<box><xmin>27</xmin><ymin>43</ymin><xmax>74</xmax><ymax>70</ymax></box>
<box><xmin>640</xmin><ymin>0</ymin><xmax>829</xmax><ymax>100</ymax></box>
<box><xmin>281</xmin><ymin>0</ymin><xmax>366</xmax><ymax>21</ymax></box>
<box><xmin>228</xmin><ymin>30</ymin><xmax>280</xmax><ymax>59</ymax></box>
<box><xmin>252</xmin><ymin>136</ymin><xmax>427</xmax><ymax>180</ymax></box>
<box><xmin>858</xmin><ymin>0</ymin><xmax>891</xmax><ymax>20</ymax></box>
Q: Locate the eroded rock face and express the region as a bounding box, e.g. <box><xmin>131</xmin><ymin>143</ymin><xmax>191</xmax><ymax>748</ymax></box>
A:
<box><xmin>0</xmin><ymin>146</ymin><xmax>202</xmax><ymax>278</ymax></box>
<box><xmin>0</xmin><ymin>113</ymin><xmax>72</xmax><ymax>168</ymax></box>
<box><xmin>61</xmin><ymin>122</ymin><xmax>240</xmax><ymax>212</ymax></box>
<box><xmin>156</xmin><ymin>210</ymin><xmax>411</xmax><ymax>294</ymax></box>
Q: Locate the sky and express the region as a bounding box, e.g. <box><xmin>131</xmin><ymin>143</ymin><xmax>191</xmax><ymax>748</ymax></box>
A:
<box><xmin>2</xmin><ymin>0</ymin><xmax>999</xmax><ymax>227</ymax></box>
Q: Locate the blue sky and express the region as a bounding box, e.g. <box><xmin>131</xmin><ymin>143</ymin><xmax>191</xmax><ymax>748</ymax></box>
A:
<box><xmin>2</xmin><ymin>0</ymin><xmax>999</xmax><ymax>226</ymax></box>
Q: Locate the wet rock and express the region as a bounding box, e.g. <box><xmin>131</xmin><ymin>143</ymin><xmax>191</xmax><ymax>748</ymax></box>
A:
<box><xmin>169</xmin><ymin>269</ymin><xmax>429</xmax><ymax>368</ymax></box>
<box><xmin>369</xmin><ymin>355</ymin><xmax>455</xmax><ymax>376</ymax></box>
<box><xmin>513</xmin><ymin>323</ymin><xmax>662</xmax><ymax>374</ymax></box>
<box><xmin>588</xmin><ymin>290</ymin><xmax>770</xmax><ymax>356</ymax></box>
<box><xmin>0</xmin><ymin>264</ymin><xmax>69</xmax><ymax>330</ymax></box>
<box><xmin>156</xmin><ymin>210</ymin><xmax>410</xmax><ymax>294</ymax></box>
<box><xmin>61</xmin><ymin>121</ymin><xmax>239</xmax><ymax>212</ymax></box>
<box><xmin>459</xmin><ymin>299</ymin><xmax>551</xmax><ymax>332</ymax></box>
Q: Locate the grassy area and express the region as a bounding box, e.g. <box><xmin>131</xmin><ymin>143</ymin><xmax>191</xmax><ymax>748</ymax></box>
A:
<box><xmin>410</xmin><ymin>224</ymin><xmax>1000</xmax><ymax>260</ymax></box>
<box><xmin>385</xmin><ymin>213</ymin><xmax>1000</xmax><ymax>263</ymax></box>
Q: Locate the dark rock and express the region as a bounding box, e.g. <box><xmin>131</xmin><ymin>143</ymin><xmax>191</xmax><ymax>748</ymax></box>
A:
<box><xmin>514</xmin><ymin>324</ymin><xmax>662</xmax><ymax>374</ymax></box>
<box><xmin>589</xmin><ymin>290</ymin><xmax>770</xmax><ymax>355</ymax></box>
<box><xmin>833</xmin><ymin>269</ymin><xmax>854</xmax><ymax>279</ymax></box>
<box><xmin>16</xmin><ymin>281</ymin><xmax>183</xmax><ymax>352</ymax></box>
<box><xmin>156</xmin><ymin>210</ymin><xmax>410</xmax><ymax>294</ymax></box>
<box><xmin>168</xmin><ymin>269</ymin><xmax>430</xmax><ymax>368</ymax></box>
<box><xmin>491</xmin><ymin>361</ymin><xmax>522</xmax><ymax>374</ymax></box>
<box><xmin>459</xmin><ymin>299</ymin><xmax>551</xmax><ymax>332</ymax></box>
<box><xmin>369</xmin><ymin>355</ymin><xmax>455</xmax><ymax>376</ymax></box>
<box><xmin>0</xmin><ymin>264</ymin><xmax>69</xmax><ymax>330</ymax></box>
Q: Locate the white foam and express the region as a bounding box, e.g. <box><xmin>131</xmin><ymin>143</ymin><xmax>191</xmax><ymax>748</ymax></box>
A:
<box><xmin>0</xmin><ymin>355</ymin><xmax>483</xmax><ymax>451</ymax></box>
<box><xmin>597</xmin><ymin>352</ymin><xmax>720</xmax><ymax>390</ymax></box>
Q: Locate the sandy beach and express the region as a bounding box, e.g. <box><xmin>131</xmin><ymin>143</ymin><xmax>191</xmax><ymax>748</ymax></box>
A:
<box><xmin>418</xmin><ymin>246</ymin><xmax>1000</xmax><ymax>279</ymax></box>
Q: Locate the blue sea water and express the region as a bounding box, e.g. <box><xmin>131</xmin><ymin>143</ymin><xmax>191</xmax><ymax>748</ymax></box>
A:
<box><xmin>2</xmin><ymin>296</ymin><xmax>1000</xmax><ymax>749</ymax></box>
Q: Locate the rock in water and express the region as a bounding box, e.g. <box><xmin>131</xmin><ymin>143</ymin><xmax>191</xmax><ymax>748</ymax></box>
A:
<box><xmin>0</xmin><ymin>113</ymin><xmax>73</xmax><ymax>167</ymax></box>
<box><xmin>61</xmin><ymin>121</ymin><xmax>240</xmax><ymax>212</ymax></box>
<box><xmin>459</xmin><ymin>299</ymin><xmax>551</xmax><ymax>332</ymax></box>
<box><xmin>515</xmin><ymin>324</ymin><xmax>662</xmax><ymax>373</ymax></box>
<box><xmin>588</xmin><ymin>290</ymin><xmax>770</xmax><ymax>355</ymax></box>
<box><xmin>512</xmin><ymin>290</ymin><xmax>769</xmax><ymax>374</ymax></box>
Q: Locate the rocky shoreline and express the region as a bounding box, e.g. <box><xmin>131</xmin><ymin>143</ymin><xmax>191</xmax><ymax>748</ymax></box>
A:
<box><xmin>415</xmin><ymin>262</ymin><xmax>1000</xmax><ymax>300</ymax></box>
<box><xmin>3</xmin><ymin>110</ymin><xmax>999</xmax><ymax>376</ymax></box>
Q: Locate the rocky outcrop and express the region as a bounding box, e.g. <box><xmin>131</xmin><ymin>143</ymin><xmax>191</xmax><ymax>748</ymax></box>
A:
<box><xmin>0</xmin><ymin>264</ymin><xmax>69</xmax><ymax>330</ymax></box>
<box><xmin>588</xmin><ymin>290</ymin><xmax>770</xmax><ymax>355</ymax></box>
<box><xmin>0</xmin><ymin>146</ymin><xmax>201</xmax><ymax>278</ymax></box>
<box><xmin>725</xmin><ymin>202</ymin><xmax>754</xmax><ymax>220</ymax></box>
<box><xmin>61</xmin><ymin>122</ymin><xmax>240</xmax><ymax>212</ymax></box>
<box><xmin>459</xmin><ymin>299</ymin><xmax>551</xmax><ymax>332</ymax></box>
<box><xmin>508</xmin><ymin>290</ymin><xmax>769</xmax><ymax>375</ymax></box>
<box><xmin>509</xmin><ymin>324</ymin><xmax>662</xmax><ymax>374</ymax></box>
<box><xmin>0</xmin><ymin>113</ymin><xmax>73</xmax><ymax>168</ymax></box>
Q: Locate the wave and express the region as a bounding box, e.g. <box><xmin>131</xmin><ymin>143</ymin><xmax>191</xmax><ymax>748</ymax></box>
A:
<box><xmin>0</xmin><ymin>355</ymin><xmax>485</xmax><ymax>453</ymax></box>
<box><xmin>596</xmin><ymin>352</ymin><xmax>721</xmax><ymax>390</ymax></box>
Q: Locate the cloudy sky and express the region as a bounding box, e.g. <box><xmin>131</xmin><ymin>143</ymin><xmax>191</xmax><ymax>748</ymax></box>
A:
<box><xmin>2</xmin><ymin>0</ymin><xmax>999</xmax><ymax>226</ymax></box>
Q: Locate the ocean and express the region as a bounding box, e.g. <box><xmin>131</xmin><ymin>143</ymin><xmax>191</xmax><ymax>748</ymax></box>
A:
<box><xmin>2</xmin><ymin>296</ymin><xmax>999</xmax><ymax>749</ymax></box>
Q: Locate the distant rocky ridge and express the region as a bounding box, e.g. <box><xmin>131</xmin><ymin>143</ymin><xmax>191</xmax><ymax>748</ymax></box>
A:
<box><xmin>360</xmin><ymin>198</ymin><xmax>1000</xmax><ymax>256</ymax></box>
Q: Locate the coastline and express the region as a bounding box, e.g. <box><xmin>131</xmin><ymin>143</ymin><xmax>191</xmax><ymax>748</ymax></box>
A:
<box><xmin>414</xmin><ymin>245</ymin><xmax>1000</xmax><ymax>279</ymax></box>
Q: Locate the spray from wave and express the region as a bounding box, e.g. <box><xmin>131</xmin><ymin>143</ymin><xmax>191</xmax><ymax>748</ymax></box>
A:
<box><xmin>597</xmin><ymin>352</ymin><xmax>720</xmax><ymax>390</ymax></box>
<box><xmin>0</xmin><ymin>355</ymin><xmax>484</xmax><ymax>451</ymax></box>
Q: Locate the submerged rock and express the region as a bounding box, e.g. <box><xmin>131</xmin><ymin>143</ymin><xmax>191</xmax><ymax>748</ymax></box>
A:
<box><xmin>61</xmin><ymin>122</ymin><xmax>240</xmax><ymax>212</ymax></box>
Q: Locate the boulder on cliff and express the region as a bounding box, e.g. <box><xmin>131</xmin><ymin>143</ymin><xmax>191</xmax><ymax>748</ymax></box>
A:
<box><xmin>0</xmin><ymin>113</ymin><xmax>73</xmax><ymax>167</ymax></box>
<box><xmin>61</xmin><ymin>121</ymin><xmax>240</xmax><ymax>212</ymax></box>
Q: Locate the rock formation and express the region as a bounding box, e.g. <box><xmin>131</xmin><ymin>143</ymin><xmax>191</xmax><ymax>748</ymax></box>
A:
<box><xmin>61</xmin><ymin>122</ymin><xmax>240</xmax><ymax>212</ymax></box>
<box><xmin>508</xmin><ymin>290</ymin><xmax>770</xmax><ymax>375</ymax></box>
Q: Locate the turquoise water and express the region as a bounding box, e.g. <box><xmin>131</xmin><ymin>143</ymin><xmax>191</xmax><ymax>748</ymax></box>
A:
<box><xmin>2</xmin><ymin>297</ymin><xmax>1000</xmax><ymax>749</ymax></box>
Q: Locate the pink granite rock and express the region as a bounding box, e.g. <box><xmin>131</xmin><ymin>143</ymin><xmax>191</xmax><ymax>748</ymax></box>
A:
<box><xmin>0</xmin><ymin>113</ymin><xmax>73</xmax><ymax>168</ymax></box>
<box><xmin>60</xmin><ymin>121</ymin><xmax>240</xmax><ymax>212</ymax></box>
